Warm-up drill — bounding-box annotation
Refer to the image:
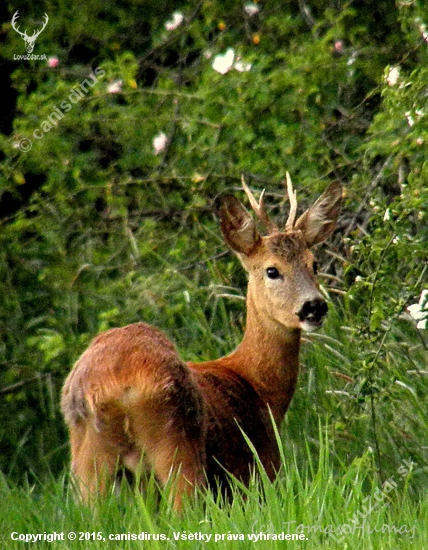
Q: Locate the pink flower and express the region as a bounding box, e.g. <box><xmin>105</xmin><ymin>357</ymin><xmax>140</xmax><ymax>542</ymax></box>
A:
<box><xmin>334</xmin><ymin>40</ymin><xmax>343</xmax><ymax>54</ymax></box>
<box><xmin>107</xmin><ymin>80</ymin><xmax>122</xmax><ymax>94</ymax></box>
<box><xmin>153</xmin><ymin>132</ymin><xmax>167</xmax><ymax>155</ymax></box>
<box><xmin>244</xmin><ymin>3</ymin><xmax>260</xmax><ymax>16</ymax></box>
<box><xmin>48</xmin><ymin>56</ymin><xmax>59</xmax><ymax>68</ymax></box>
<box><xmin>165</xmin><ymin>12</ymin><xmax>184</xmax><ymax>31</ymax></box>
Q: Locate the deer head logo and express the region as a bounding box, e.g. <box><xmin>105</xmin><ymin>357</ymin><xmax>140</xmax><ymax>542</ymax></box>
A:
<box><xmin>11</xmin><ymin>11</ymin><xmax>49</xmax><ymax>54</ymax></box>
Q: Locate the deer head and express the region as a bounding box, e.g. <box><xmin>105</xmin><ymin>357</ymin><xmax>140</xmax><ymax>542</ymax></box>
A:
<box><xmin>11</xmin><ymin>11</ymin><xmax>49</xmax><ymax>54</ymax></box>
<box><xmin>219</xmin><ymin>175</ymin><xmax>342</xmax><ymax>334</ymax></box>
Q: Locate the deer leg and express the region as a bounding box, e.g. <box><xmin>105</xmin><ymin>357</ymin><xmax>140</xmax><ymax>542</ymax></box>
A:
<box><xmin>124</xmin><ymin>371</ymin><xmax>206</xmax><ymax>510</ymax></box>
<box><xmin>70</xmin><ymin>421</ymin><xmax>119</xmax><ymax>502</ymax></box>
<box><xmin>128</xmin><ymin>412</ymin><xmax>205</xmax><ymax>510</ymax></box>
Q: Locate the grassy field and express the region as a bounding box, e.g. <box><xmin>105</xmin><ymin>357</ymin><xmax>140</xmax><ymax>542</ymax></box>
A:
<box><xmin>1</xmin><ymin>430</ymin><xmax>426</xmax><ymax>550</ymax></box>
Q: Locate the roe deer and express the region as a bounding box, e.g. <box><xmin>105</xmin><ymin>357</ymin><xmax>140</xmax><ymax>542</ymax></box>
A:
<box><xmin>61</xmin><ymin>176</ymin><xmax>342</xmax><ymax>508</ymax></box>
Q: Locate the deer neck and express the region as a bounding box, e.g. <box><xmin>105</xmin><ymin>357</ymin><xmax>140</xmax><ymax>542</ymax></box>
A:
<box><xmin>226</xmin><ymin>287</ymin><xmax>301</xmax><ymax>423</ymax></box>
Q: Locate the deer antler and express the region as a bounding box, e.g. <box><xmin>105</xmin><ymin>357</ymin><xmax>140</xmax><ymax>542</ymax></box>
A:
<box><xmin>284</xmin><ymin>172</ymin><xmax>298</xmax><ymax>231</ymax></box>
<box><xmin>11</xmin><ymin>11</ymin><xmax>49</xmax><ymax>40</ymax></box>
<box><xmin>33</xmin><ymin>13</ymin><xmax>49</xmax><ymax>39</ymax></box>
<box><xmin>11</xmin><ymin>12</ymin><xmax>28</xmax><ymax>39</ymax></box>
<box><xmin>241</xmin><ymin>175</ymin><xmax>278</xmax><ymax>233</ymax></box>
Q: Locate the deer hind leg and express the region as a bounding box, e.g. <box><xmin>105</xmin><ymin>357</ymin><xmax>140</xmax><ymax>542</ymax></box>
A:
<box><xmin>69</xmin><ymin>420</ymin><xmax>120</xmax><ymax>502</ymax></box>
<box><xmin>128</xmin><ymin>408</ymin><xmax>206</xmax><ymax>510</ymax></box>
<box><xmin>123</xmin><ymin>366</ymin><xmax>206</xmax><ymax>509</ymax></box>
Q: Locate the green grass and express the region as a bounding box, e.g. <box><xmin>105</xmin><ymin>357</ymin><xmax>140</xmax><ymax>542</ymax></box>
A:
<box><xmin>1</xmin><ymin>430</ymin><xmax>426</xmax><ymax>550</ymax></box>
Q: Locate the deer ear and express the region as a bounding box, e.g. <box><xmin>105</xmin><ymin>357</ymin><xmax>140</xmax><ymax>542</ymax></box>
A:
<box><xmin>218</xmin><ymin>195</ymin><xmax>261</xmax><ymax>255</ymax></box>
<box><xmin>294</xmin><ymin>182</ymin><xmax>342</xmax><ymax>247</ymax></box>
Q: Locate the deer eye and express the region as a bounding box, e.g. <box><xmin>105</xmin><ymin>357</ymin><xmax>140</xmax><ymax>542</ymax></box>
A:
<box><xmin>266</xmin><ymin>267</ymin><xmax>281</xmax><ymax>279</ymax></box>
<box><xmin>313</xmin><ymin>261</ymin><xmax>319</xmax><ymax>274</ymax></box>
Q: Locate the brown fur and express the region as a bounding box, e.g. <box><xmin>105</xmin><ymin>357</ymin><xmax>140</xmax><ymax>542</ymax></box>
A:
<box><xmin>266</xmin><ymin>231</ymin><xmax>307</xmax><ymax>262</ymax></box>
<box><xmin>61</xmin><ymin>182</ymin><xmax>342</xmax><ymax>508</ymax></box>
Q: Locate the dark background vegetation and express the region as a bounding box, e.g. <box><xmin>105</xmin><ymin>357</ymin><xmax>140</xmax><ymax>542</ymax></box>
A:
<box><xmin>0</xmin><ymin>0</ymin><xmax>427</xmax><ymax>495</ymax></box>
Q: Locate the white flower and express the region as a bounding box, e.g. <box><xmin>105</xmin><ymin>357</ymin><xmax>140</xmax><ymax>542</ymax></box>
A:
<box><xmin>107</xmin><ymin>80</ymin><xmax>122</xmax><ymax>94</ymax></box>
<box><xmin>244</xmin><ymin>3</ymin><xmax>260</xmax><ymax>16</ymax></box>
<box><xmin>234</xmin><ymin>60</ymin><xmax>252</xmax><ymax>72</ymax></box>
<box><xmin>347</xmin><ymin>52</ymin><xmax>357</xmax><ymax>66</ymax></box>
<box><xmin>405</xmin><ymin>111</ymin><xmax>415</xmax><ymax>127</ymax></box>
<box><xmin>386</xmin><ymin>66</ymin><xmax>400</xmax><ymax>86</ymax></box>
<box><xmin>212</xmin><ymin>48</ymin><xmax>235</xmax><ymax>74</ymax></box>
<box><xmin>418</xmin><ymin>22</ymin><xmax>428</xmax><ymax>43</ymax></box>
<box><xmin>212</xmin><ymin>49</ymin><xmax>252</xmax><ymax>74</ymax></box>
<box><xmin>383</xmin><ymin>208</ymin><xmax>391</xmax><ymax>221</ymax></box>
<box><xmin>153</xmin><ymin>132</ymin><xmax>167</xmax><ymax>155</ymax></box>
<box><xmin>165</xmin><ymin>12</ymin><xmax>184</xmax><ymax>31</ymax></box>
<box><xmin>407</xmin><ymin>290</ymin><xmax>428</xmax><ymax>329</ymax></box>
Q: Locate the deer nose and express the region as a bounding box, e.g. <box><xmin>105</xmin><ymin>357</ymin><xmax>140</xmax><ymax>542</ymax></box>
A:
<box><xmin>296</xmin><ymin>298</ymin><xmax>328</xmax><ymax>323</ymax></box>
